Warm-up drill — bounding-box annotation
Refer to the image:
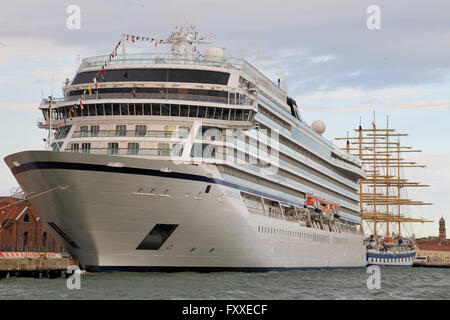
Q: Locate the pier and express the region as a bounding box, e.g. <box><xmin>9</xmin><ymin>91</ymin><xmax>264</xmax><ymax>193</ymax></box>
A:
<box><xmin>0</xmin><ymin>252</ymin><xmax>78</xmax><ymax>278</ymax></box>
<box><xmin>413</xmin><ymin>261</ymin><xmax>450</xmax><ymax>268</ymax></box>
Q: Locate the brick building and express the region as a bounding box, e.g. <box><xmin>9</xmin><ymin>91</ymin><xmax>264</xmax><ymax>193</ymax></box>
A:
<box><xmin>416</xmin><ymin>217</ymin><xmax>450</xmax><ymax>262</ymax></box>
<box><xmin>0</xmin><ymin>196</ymin><xmax>62</xmax><ymax>252</ymax></box>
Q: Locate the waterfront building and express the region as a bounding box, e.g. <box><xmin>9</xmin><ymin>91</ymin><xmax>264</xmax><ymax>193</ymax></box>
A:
<box><xmin>0</xmin><ymin>196</ymin><xmax>62</xmax><ymax>252</ymax></box>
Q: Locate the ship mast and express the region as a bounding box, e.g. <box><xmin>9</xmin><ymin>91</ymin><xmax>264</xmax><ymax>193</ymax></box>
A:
<box><xmin>336</xmin><ymin>114</ymin><xmax>433</xmax><ymax>237</ymax></box>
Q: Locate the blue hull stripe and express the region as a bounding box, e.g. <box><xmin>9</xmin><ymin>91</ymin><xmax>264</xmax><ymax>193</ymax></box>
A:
<box><xmin>366</xmin><ymin>252</ymin><xmax>416</xmax><ymax>260</ymax></box>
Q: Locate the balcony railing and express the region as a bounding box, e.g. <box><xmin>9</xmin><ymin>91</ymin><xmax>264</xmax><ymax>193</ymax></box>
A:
<box><xmin>71</xmin><ymin>130</ymin><xmax>189</xmax><ymax>139</ymax></box>
<box><xmin>66</xmin><ymin>148</ymin><xmax>180</xmax><ymax>157</ymax></box>
<box><xmin>55</xmin><ymin>92</ymin><xmax>254</xmax><ymax>106</ymax></box>
<box><xmin>79</xmin><ymin>53</ymin><xmax>244</xmax><ymax>70</ymax></box>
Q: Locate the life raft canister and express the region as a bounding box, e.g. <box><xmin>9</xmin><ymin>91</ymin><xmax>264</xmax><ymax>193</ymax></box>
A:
<box><xmin>306</xmin><ymin>197</ymin><xmax>317</xmax><ymax>207</ymax></box>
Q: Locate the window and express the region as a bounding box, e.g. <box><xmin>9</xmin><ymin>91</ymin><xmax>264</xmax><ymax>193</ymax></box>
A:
<box><xmin>127</xmin><ymin>143</ymin><xmax>139</xmax><ymax>155</ymax></box>
<box><xmin>113</xmin><ymin>104</ymin><xmax>120</xmax><ymax>115</ymax></box>
<box><xmin>108</xmin><ymin>142</ymin><xmax>119</xmax><ymax>154</ymax></box>
<box><xmin>70</xmin><ymin>143</ymin><xmax>79</xmax><ymax>152</ymax></box>
<box><xmin>152</xmin><ymin>104</ymin><xmax>161</xmax><ymax>116</ymax></box>
<box><xmin>55</xmin><ymin>125</ymin><xmax>72</xmax><ymax>139</ymax></box>
<box><xmin>189</xmin><ymin>105</ymin><xmax>198</xmax><ymax>117</ymax></box>
<box><xmin>89</xmin><ymin>105</ymin><xmax>96</xmax><ymax>116</ymax></box>
<box><xmin>161</xmin><ymin>104</ymin><xmax>170</xmax><ymax>116</ymax></box>
<box><xmin>135</xmin><ymin>125</ymin><xmax>147</xmax><ymax>136</ymax></box>
<box><xmin>121</xmin><ymin>103</ymin><xmax>129</xmax><ymax>115</ymax></box>
<box><xmin>105</xmin><ymin>104</ymin><xmax>112</xmax><ymax>116</ymax></box>
<box><xmin>80</xmin><ymin>126</ymin><xmax>89</xmax><ymax>137</ymax></box>
<box><xmin>51</xmin><ymin>142</ymin><xmax>63</xmax><ymax>151</ymax></box>
<box><xmin>91</xmin><ymin>125</ymin><xmax>99</xmax><ymax>137</ymax></box>
<box><xmin>144</xmin><ymin>104</ymin><xmax>151</xmax><ymax>115</ymax></box>
<box><xmin>180</xmin><ymin>105</ymin><xmax>189</xmax><ymax>117</ymax></box>
<box><xmin>198</xmin><ymin>106</ymin><xmax>206</xmax><ymax>118</ymax></box>
<box><xmin>24</xmin><ymin>214</ymin><xmax>30</xmax><ymax>223</ymax></box>
<box><xmin>116</xmin><ymin>125</ymin><xmax>126</xmax><ymax>136</ymax></box>
<box><xmin>23</xmin><ymin>232</ymin><xmax>28</xmax><ymax>251</ymax></box>
<box><xmin>214</xmin><ymin>108</ymin><xmax>222</xmax><ymax>119</ymax></box>
<box><xmin>158</xmin><ymin>143</ymin><xmax>170</xmax><ymax>156</ymax></box>
<box><xmin>72</xmin><ymin>69</ymin><xmax>230</xmax><ymax>86</ymax></box>
<box><xmin>221</xmin><ymin>108</ymin><xmax>230</xmax><ymax>120</ymax></box>
<box><xmin>96</xmin><ymin>104</ymin><xmax>104</xmax><ymax>116</ymax></box>
<box><xmin>171</xmin><ymin>144</ymin><xmax>184</xmax><ymax>157</ymax></box>
<box><xmin>42</xmin><ymin>232</ymin><xmax>47</xmax><ymax>251</ymax></box>
<box><xmin>81</xmin><ymin>143</ymin><xmax>91</xmax><ymax>153</ymax></box>
<box><xmin>135</xmin><ymin>103</ymin><xmax>143</xmax><ymax>115</ymax></box>
<box><xmin>171</xmin><ymin>104</ymin><xmax>180</xmax><ymax>116</ymax></box>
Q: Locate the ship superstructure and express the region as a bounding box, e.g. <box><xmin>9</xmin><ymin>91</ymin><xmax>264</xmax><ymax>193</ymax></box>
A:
<box><xmin>336</xmin><ymin>116</ymin><xmax>432</xmax><ymax>266</ymax></box>
<box><xmin>5</xmin><ymin>26</ymin><xmax>367</xmax><ymax>271</ymax></box>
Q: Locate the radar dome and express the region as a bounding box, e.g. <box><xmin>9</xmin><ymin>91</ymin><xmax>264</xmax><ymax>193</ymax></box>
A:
<box><xmin>311</xmin><ymin>120</ymin><xmax>326</xmax><ymax>135</ymax></box>
<box><xmin>204</xmin><ymin>47</ymin><xmax>225</xmax><ymax>59</ymax></box>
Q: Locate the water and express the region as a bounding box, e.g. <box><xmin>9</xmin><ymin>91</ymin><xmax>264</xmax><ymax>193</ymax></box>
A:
<box><xmin>1</xmin><ymin>267</ymin><xmax>449</xmax><ymax>300</ymax></box>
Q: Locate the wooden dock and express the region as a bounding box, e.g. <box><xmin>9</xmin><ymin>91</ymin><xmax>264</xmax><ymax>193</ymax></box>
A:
<box><xmin>0</xmin><ymin>253</ymin><xmax>78</xmax><ymax>278</ymax></box>
<box><xmin>413</xmin><ymin>261</ymin><xmax>450</xmax><ymax>268</ymax></box>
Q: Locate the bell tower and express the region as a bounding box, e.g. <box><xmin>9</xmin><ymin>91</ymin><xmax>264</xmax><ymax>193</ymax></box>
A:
<box><xmin>439</xmin><ymin>217</ymin><xmax>446</xmax><ymax>240</ymax></box>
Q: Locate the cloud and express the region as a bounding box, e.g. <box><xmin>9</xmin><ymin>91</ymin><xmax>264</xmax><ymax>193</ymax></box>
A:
<box><xmin>0</xmin><ymin>102</ymin><xmax>36</xmax><ymax>111</ymax></box>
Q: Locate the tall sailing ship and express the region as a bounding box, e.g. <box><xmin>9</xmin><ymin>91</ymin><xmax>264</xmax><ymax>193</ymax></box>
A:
<box><xmin>4</xmin><ymin>26</ymin><xmax>367</xmax><ymax>271</ymax></box>
<box><xmin>336</xmin><ymin>116</ymin><xmax>432</xmax><ymax>266</ymax></box>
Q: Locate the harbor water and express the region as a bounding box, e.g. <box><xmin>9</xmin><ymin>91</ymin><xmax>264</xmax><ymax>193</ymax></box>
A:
<box><xmin>1</xmin><ymin>267</ymin><xmax>449</xmax><ymax>300</ymax></box>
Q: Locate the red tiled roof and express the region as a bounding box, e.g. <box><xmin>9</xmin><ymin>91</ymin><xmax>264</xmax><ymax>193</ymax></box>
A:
<box><xmin>417</xmin><ymin>244</ymin><xmax>450</xmax><ymax>252</ymax></box>
<box><xmin>0</xmin><ymin>196</ymin><xmax>39</xmax><ymax>221</ymax></box>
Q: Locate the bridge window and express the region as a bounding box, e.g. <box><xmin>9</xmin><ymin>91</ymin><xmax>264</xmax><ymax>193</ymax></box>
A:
<box><xmin>189</xmin><ymin>106</ymin><xmax>198</xmax><ymax>117</ymax></box>
<box><xmin>162</xmin><ymin>104</ymin><xmax>170</xmax><ymax>116</ymax></box>
<box><xmin>105</xmin><ymin>104</ymin><xmax>112</xmax><ymax>115</ymax></box>
<box><xmin>180</xmin><ymin>105</ymin><xmax>189</xmax><ymax>117</ymax></box>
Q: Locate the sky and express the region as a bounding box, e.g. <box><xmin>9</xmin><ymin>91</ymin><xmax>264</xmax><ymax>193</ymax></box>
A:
<box><xmin>0</xmin><ymin>0</ymin><xmax>448</xmax><ymax>237</ymax></box>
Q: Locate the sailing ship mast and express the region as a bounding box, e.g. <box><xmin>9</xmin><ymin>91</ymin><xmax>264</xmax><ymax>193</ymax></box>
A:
<box><xmin>336</xmin><ymin>115</ymin><xmax>433</xmax><ymax>237</ymax></box>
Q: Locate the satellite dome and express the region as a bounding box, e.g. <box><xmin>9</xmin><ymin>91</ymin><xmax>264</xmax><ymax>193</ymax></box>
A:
<box><xmin>204</xmin><ymin>47</ymin><xmax>225</xmax><ymax>60</ymax></box>
<box><xmin>311</xmin><ymin>120</ymin><xmax>326</xmax><ymax>135</ymax></box>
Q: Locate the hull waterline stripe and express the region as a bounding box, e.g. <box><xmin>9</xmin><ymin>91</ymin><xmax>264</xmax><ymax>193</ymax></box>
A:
<box><xmin>86</xmin><ymin>265</ymin><xmax>366</xmax><ymax>273</ymax></box>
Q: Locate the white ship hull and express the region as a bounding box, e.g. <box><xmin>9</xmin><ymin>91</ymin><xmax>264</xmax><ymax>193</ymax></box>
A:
<box><xmin>5</xmin><ymin>151</ymin><xmax>366</xmax><ymax>271</ymax></box>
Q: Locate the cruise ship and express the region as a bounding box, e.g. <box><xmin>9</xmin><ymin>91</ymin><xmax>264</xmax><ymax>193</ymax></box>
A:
<box><xmin>4</xmin><ymin>26</ymin><xmax>367</xmax><ymax>271</ymax></box>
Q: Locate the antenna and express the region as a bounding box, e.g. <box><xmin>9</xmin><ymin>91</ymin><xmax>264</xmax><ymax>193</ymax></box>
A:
<box><xmin>51</xmin><ymin>70</ymin><xmax>54</xmax><ymax>98</ymax></box>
